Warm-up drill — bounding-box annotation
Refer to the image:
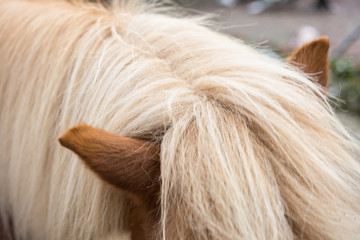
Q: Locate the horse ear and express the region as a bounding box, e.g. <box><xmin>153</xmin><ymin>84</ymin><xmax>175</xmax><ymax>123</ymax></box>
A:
<box><xmin>58</xmin><ymin>124</ymin><xmax>161</xmax><ymax>201</ymax></box>
<box><xmin>287</xmin><ymin>37</ymin><xmax>330</xmax><ymax>89</ymax></box>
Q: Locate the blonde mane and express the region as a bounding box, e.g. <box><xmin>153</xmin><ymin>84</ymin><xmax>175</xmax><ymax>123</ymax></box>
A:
<box><xmin>0</xmin><ymin>0</ymin><xmax>359</xmax><ymax>239</ymax></box>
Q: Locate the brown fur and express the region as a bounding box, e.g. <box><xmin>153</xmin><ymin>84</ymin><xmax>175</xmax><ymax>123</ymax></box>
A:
<box><xmin>59</xmin><ymin>124</ymin><xmax>161</xmax><ymax>239</ymax></box>
<box><xmin>287</xmin><ymin>37</ymin><xmax>329</xmax><ymax>88</ymax></box>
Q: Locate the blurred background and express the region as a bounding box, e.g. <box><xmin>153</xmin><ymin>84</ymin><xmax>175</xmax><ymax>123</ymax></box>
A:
<box><xmin>175</xmin><ymin>0</ymin><xmax>360</xmax><ymax>137</ymax></box>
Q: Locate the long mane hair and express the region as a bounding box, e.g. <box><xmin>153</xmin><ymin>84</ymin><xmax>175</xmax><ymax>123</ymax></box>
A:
<box><xmin>0</xmin><ymin>0</ymin><xmax>359</xmax><ymax>239</ymax></box>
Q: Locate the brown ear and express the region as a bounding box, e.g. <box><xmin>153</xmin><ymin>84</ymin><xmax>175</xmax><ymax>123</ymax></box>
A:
<box><xmin>287</xmin><ymin>37</ymin><xmax>330</xmax><ymax>89</ymax></box>
<box><xmin>58</xmin><ymin>124</ymin><xmax>161</xmax><ymax>201</ymax></box>
<box><xmin>59</xmin><ymin>124</ymin><xmax>161</xmax><ymax>239</ymax></box>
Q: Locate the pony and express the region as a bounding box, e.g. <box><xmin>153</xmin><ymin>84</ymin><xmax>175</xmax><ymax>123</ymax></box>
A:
<box><xmin>0</xmin><ymin>0</ymin><xmax>359</xmax><ymax>239</ymax></box>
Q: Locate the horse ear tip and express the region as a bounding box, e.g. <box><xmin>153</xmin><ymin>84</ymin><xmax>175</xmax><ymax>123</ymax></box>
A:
<box><xmin>58</xmin><ymin>124</ymin><xmax>88</xmax><ymax>148</ymax></box>
<box><xmin>58</xmin><ymin>131</ymin><xmax>71</xmax><ymax>148</ymax></box>
<box><xmin>312</xmin><ymin>36</ymin><xmax>330</xmax><ymax>50</ymax></box>
<box><xmin>319</xmin><ymin>36</ymin><xmax>329</xmax><ymax>46</ymax></box>
<box><xmin>319</xmin><ymin>36</ymin><xmax>329</xmax><ymax>42</ymax></box>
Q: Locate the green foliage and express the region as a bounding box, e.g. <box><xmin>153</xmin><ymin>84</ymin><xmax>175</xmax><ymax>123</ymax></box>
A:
<box><xmin>330</xmin><ymin>58</ymin><xmax>360</xmax><ymax>114</ymax></box>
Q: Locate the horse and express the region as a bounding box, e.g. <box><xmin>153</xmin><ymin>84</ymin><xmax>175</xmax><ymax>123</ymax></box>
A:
<box><xmin>0</xmin><ymin>0</ymin><xmax>359</xmax><ymax>239</ymax></box>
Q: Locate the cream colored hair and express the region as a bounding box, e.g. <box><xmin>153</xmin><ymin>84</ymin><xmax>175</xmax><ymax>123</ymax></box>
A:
<box><xmin>0</xmin><ymin>0</ymin><xmax>359</xmax><ymax>239</ymax></box>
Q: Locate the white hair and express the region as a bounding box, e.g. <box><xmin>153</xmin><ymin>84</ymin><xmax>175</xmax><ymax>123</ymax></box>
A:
<box><xmin>0</xmin><ymin>0</ymin><xmax>359</xmax><ymax>239</ymax></box>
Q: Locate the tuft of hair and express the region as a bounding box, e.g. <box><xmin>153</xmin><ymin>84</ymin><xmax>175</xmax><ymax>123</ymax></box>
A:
<box><xmin>0</xmin><ymin>0</ymin><xmax>359</xmax><ymax>239</ymax></box>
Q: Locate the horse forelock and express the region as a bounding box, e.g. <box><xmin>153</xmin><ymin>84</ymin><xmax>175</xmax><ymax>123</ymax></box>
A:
<box><xmin>0</xmin><ymin>0</ymin><xmax>359</xmax><ymax>240</ymax></box>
